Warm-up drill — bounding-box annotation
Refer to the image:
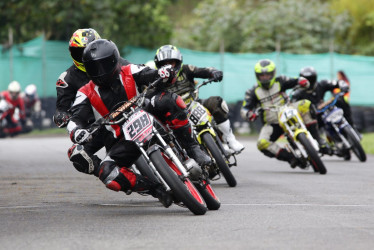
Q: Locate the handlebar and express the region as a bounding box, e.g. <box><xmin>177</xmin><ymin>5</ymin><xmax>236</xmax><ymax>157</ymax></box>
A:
<box><xmin>316</xmin><ymin>92</ymin><xmax>344</xmax><ymax>114</ymax></box>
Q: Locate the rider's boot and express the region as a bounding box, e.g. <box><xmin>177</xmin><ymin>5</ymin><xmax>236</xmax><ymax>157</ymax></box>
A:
<box><xmin>99</xmin><ymin>163</ymin><xmax>172</xmax><ymax>207</ymax></box>
<box><xmin>307</xmin><ymin>123</ymin><xmax>333</xmax><ymax>155</ymax></box>
<box><xmin>134</xmin><ymin>177</ymin><xmax>173</xmax><ymax>208</ymax></box>
<box><xmin>173</xmin><ymin>124</ymin><xmax>212</xmax><ymax>166</ymax></box>
<box><xmin>277</xmin><ymin>149</ymin><xmax>306</xmax><ymax>169</ymax></box>
<box><xmin>216</xmin><ymin>119</ymin><xmax>244</xmax><ymax>154</ymax></box>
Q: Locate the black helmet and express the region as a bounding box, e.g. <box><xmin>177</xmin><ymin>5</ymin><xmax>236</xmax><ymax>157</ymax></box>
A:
<box><xmin>82</xmin><ymin>39</ymin><xmax>120</xmax><ymax>88</ymax></box>
<box><xmin>154</xmin><ymin>45</ymin><xmax>183</xmax><ymax>76</ymax></box>
<box><xmin>299</xmin><ymin>67</ymin><xmax>317</xmax><ymax>89</ymax></box>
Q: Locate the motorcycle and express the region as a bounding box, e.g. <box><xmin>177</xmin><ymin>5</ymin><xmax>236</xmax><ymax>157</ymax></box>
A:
<box><xmin>181</xmin><ymin>79</ymin><xmax>238</xmax><ymax>187</ymax></box>
<box><xmin>255</xmin><ymin>93</ymin><xmax>327</xmax><ymax>175</ymax></box>
<box><xmin>87</xmin><ymin>78</ymin><xmax>220</xmax><ymax>215</ymax></box>
<box><xmin>316</xmin><ymin>93</ymin><xmax>366</xmax><ymax>162</ymax></box>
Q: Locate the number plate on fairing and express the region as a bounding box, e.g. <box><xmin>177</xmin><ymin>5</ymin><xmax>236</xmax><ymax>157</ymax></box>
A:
<box><xmin>122</xmin><ymin>110</ymin><xmax>153</xmax><ymax>142</ymax></box>
<box><xmin>188</xmin><ymin>102</ymin><xmax>209</xmax><ymax>125</ymax></box>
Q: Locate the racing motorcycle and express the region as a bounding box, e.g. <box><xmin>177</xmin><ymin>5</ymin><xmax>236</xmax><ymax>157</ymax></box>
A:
<box><xmin>87</xmin><ymin>78</ymin><xmax>220</xmax><ymax>215</ymax></box>
<box><xmin>255</xmin><ymin>94</ymin><xmax>327</xmax><ymax>174</ymax></box>
<box><xmin>181</xmin><ymin>79</ymin><xmax>237</xmax><ymax>187</ymax></box>
<box><xmin>316</xmin><ymin>93</ymin><xmax>366</xmax><ymax>162</ymax></box>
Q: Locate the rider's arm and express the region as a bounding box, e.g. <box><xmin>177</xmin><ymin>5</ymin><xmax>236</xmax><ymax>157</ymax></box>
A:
<box><xmin>67</xmin><ymin>90</ymin><xmax>95</xmax><ymax>135</ymax></box>
<box><xmin>240</xmin><ymin>86</ymin><xmax>258</xmax><ymax>120</ymax></box>
<box><xmin>184</xmin><ymin>64</ymin><xmax>222</xmax><ymax>82</ymax></box>
<box><xmin>279</xmin><ymin>75</ymin><xmax>299</xmax><ymax>91</ymax></box>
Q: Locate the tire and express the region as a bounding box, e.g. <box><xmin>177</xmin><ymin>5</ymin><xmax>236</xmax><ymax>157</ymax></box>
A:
<box><xmin>194</xmin><ymin>180</ymin><xmax>220</xmax><ymax>210</ymax></box>
<box><xmin>134</xmin><ymin>155</ymin><xmax>159</xmax><ymax>183</ymax></box>
<box><xmin>342</xmin><ymin>126</ymin><xmax>366</xmax><ymax>162</ymax></box>
<box><xmin>201</xmin><ymin>132</ymin><xmax>237</xmax><ymax>187</ymax></box>
<box><xmin>297</xmin><ymin>132</ymin><xmax>327</xmax><ymax>175</ymax></box>
<box><xmin>149</xmin><ymin>149</ymin><xmax>207</xmax><ymax>215</ymax></box>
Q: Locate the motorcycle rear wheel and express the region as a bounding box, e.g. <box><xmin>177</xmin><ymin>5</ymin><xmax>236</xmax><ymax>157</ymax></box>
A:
<box><xmin>297</xmin><ymin>132</ymin><xmax>327</xmax><ymax>175</ymax></box>
<box><xmin>201</xmin><ymin>132</ymin><xmax>237</xmax><ymax>187</ymax></box>
<box><xmin>149</xmin><ymin>149</ymin><xmax>207</xmax><ymax>215</ymax></box>
<box><xmin>342</xmin><ymin>126</ymin><xmax>366</xmax><ymax>162</ymax></box>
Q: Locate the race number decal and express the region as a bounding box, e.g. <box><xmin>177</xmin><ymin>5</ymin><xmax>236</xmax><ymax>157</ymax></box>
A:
<box><xmin>189</xmin><ymin>104</ymin><xmax>206</xmax><ymax>125</ymax></box>
<box><xmin>123</xmin><ymin>110</ymin><xmax>153</xmax><ymax>141</ymax></box>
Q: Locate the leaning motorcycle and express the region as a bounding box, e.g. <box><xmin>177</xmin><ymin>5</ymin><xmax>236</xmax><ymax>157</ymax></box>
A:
<box><xmin>87</xmin><ymin>78</ymin><xmax>220</xmax><ymax>215</ymax></box>
<box><xmin>256</xmin><ymin>96</ymin><xmax>327</xmax><ymax>175</ymax></box>
<box><xmin>316</xmin><ymin>93</ymin><xmax>366</xmax><ymax>162</ymax></box>
<box><xmin>181</xmin><ymin>79</ymin><xmax>238</xmax><ymax>187</ymax></box>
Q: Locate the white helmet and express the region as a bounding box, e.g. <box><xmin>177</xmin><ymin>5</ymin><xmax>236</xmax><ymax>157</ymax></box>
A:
<box><xmin>8</xmin><ymin>81</ymin><xmax>21</xmax><ymax>99</ymax></box>
<box><xmin>25</xmin><ymin>84</ymin><xmax>37</xmax><ymax>97</ymax></box>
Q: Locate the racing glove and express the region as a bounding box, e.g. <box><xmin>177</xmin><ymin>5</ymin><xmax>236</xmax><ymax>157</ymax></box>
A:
<box><xmin>211</xmin><ymin>70</ymin><xmax>223</xmax><ymax>82</ymax></box>
<box><xmin>53</xmin><ymin>111</ymin><xmax>70</xmax><ymax>128</ymax></box>
<box><xmin>247</xmin><ymin>110</ymin><xmax>257</xmax><ymax>122</ymax></box>
<box><xmin>158</xmin><ymin>65</ymin><xmax>177</xmax><ymax>84</ymax></box>
<box><xmin>70</xmin><ymin>128</ymin><xmax>92</xmax><ymax>144</ymax></box>
<box><xmin>298</xmin><ymin>77</ymin><xmax>310</xmax><ymax>89</ymax></box>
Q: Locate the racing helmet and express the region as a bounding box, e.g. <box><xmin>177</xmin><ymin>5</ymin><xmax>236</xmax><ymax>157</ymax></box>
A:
<box><xmin>154</xmin><ymin>45</ymin><xmax>183</xmax><ymax>76</ymax></box>
<box><xmin>82</xmin><ymin>39</ymin><xmax>120</xmax><ymax>88</ymax></box>
<box><xmin>25</xmin><ymin>84</ymin><xmax>38</xmax><ymax>101</ymax></box>
<box><xmin>254</xmin><ymin>59</ymin><xmax>276</xmax><ymax>89</ymax></box>
<box><xmin>8</xmin><ymin>81</ymin><xmax>21</xmax><ymax>100</ymax></box>
<box><xmin>299</xmin><ymin>66</ymin><xmax>317</xmax><ymax>89</ymax></box>
<box><xmin>69</xmin><ymin>28</ymin><xmax>101</xmax><ymax>72</ymax></box>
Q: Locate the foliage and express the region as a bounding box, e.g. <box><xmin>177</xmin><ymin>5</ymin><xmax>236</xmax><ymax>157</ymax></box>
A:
<box><xmin>172</xmin><ymin>0</ymin><xmax>351</xmax><ymax>54</ymax></box>
<box><xmin>0</xmin><ymin>0</ymin><xmax>173</xmax><ymax>50</ymax></box>
<box><xmin>330</xmin><ymin>0</ymin><xmax>374</xmax><ymax>55</ymax></box>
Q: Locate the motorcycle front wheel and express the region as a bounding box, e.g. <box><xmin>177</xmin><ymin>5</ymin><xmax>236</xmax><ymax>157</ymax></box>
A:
<box><xmin>149</xmin><ymin>149</ymin><xmax>207</xmax><ymax>215</ymax></box>
<box><xmin>201</xmin><ymin>132</ymin><xmax>237</xmax><ymax>187</ymax></box>
<box><xmin>194</xmin><ymin>179</ymin><xmax>221</xmax><ymax>210</ymax></box>
<box><xmin>342</xmin><ymin>126</ymin><xmax>366</xmax><ymax>162</ymax></box>
<box><xmin>297</xmin><ymin>132</ymin><xmax>327</xmax><ymax>175</ymax></box>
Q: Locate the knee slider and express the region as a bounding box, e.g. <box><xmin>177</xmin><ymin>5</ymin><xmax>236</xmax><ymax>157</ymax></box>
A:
<box><xmin>68</xmin><ymin>144</ymin><xmax>100</xmax><ymax>176</ymax></box>
<box><xmin>257</xmin><ymin>139</ymin><xmax>271</xmax><ymax>151</ymax></box>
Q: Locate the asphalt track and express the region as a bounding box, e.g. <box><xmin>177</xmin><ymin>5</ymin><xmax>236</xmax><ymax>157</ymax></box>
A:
<box><xmin>0</xmin><ymin>136</ymin><xmax>373</xmax><ymax>250</ymax></box>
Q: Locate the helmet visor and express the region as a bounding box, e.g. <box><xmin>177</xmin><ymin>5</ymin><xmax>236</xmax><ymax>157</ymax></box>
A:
<box><xmin>84</xmin><ymin>55</ymin><xmax>117</xmax><ymax>78</ymax></box>
<box><xmin>156</xmin><ymin>50</ymin><xmax>182</xmax><ymax>62</ymax></box>
<box><xmin>69</xmin><ymin>47</ymin><xmax>84</xmax><ymax>63</ymax></box>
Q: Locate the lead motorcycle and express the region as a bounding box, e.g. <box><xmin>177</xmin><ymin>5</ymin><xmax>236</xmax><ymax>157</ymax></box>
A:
<box><xmin>181</xmin><ymin>79</ymin><xmax>238</xmax><ymax>187</ymax></box>
<box><xmin>316</xmin><ymin>93</ymin><xmax>366</xmax><ymax>162</ymax></box>
<box><xmin>87</xmin><ymin>78</ymin><xmax>220</xmax><ymax>215</ymax></box>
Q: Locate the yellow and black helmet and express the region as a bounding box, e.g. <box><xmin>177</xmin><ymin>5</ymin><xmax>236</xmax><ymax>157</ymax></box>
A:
<box><xmin>254</xmin><ymin>59</ymin><xmax>276</xmax><ymax>89</ymax></box>
<box><xmin>69</xmin><ymin>28</ymin><xmax>101</xmax><ymax>72</ymax></box>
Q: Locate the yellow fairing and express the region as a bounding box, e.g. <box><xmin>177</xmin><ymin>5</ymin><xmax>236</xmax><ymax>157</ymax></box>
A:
<box><xmin>197</xmin><ymin>129</ymin><xmax>216</xmax><ymax>144</ymax></box>
<box><xmin>297</xmin><ymin>99</ymin><xmax>311</xmax><ymax>115</ymax></box>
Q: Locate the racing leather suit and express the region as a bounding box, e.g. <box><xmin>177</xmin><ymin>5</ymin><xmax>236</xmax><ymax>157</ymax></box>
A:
<box><xmin>240</xmin><ymin>76</ymin><xmax>316</xmax><ymax>163</ymax></box>
<box><xmin>67</xmin><ymin>64</ymin><xmax>203</xmax><ymax>193</ymax></box>
<box><xmin>291</xmin><ymin>79</ymin><xmax>354</xmax><ymax>127</ymax></box>
<box><xmin>0</xmin><ymin>91</ymin><xmax>26</xmax><ymax>136</ymax></box>
<box><xmin>54</xmin><ymin>58</ymin><xmax>130</xmax><ymax>177</ymax></box>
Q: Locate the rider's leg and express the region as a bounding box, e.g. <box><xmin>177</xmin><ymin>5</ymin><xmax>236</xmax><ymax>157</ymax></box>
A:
<box><xmin>202</xmin><ymin>97</ymin><xmax>244</xmax><ymax>153</ymax></box>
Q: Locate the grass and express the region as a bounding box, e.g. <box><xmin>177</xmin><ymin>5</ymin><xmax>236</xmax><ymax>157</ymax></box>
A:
<box><xmin>360</xmin><ymin>133</ymin><xmax>374</xmax><ymax>155</ymax></box>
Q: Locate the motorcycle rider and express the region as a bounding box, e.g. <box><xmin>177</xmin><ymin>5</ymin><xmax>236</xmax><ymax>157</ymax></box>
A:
<box><xmin>53</xmin><ymin>28</ymin><xmax>131</xmax><ymax>178</ymax></box>
<box><xmin>22</xmin><ymin>84</ymin><xmax>42</xmax><ymax>132</ymax></box>
<box><xmin>240</xmin><ymin>59</ymin><xmax>326</xmax><ymax>169</ymax></box>
<box><xmin>0</xmin><ymin>81</ymin><xmax>26</xmax><ymax>137</ymax></box>
<box><xmin>153</xmin><ymin>45</ymin><xmax>244</xmax><ymax>154</ymax></box>
<box><xmin>294</xmin><ymin>66</ymin><xmax>353</xmax><ymax>128</ymax></box>
<box><xmin>67</xmin><ymin>39</ymin><xmax>211</xmax><ymax>206</ymax></box>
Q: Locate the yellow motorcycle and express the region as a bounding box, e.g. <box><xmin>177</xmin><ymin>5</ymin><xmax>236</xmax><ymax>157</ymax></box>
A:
<box><xmin>257</xmin><ymin>97</ymin><xmax>327</xmax><ymax>175</ymax></box>
<box><xmin>181</xmin><ymin>79</ymin><xmax>238</xmax><ymax>187</ymax></box>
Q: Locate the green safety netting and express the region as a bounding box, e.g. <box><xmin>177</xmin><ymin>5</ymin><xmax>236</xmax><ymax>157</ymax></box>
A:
<box><xmin>1</xmin><ymin>36</ymin><xmax>374</xmax><ymax>106</ymax></box>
